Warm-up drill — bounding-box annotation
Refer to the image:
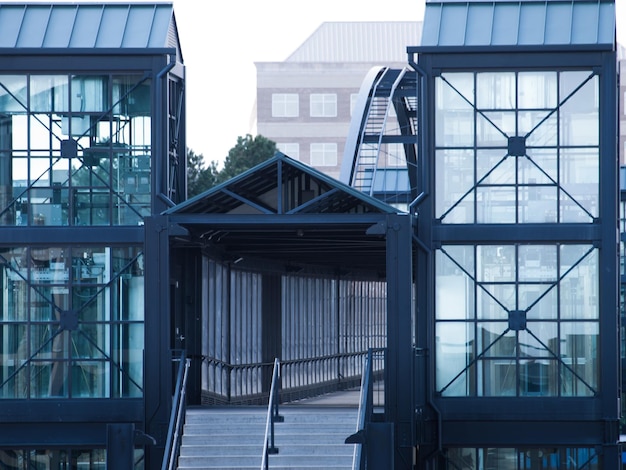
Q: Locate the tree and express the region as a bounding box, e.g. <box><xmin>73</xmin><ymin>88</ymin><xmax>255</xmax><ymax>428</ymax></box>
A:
<box><xmin>216</xmin><ymin>134</ymin><xmax>277</xmax><ymax>184</ymax></box>
<box><xmin>186</xmin><ymin>149</ymin><xmax>219</xmax><ymax>198</ymax></box>
<box><xmin>186</xmin><ymin>135</ymin><xmax>277</xmax><ymax>198</ymax></box>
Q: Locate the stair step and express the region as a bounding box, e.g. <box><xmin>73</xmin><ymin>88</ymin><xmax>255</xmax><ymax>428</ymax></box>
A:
<box><xmin>177</xmin><ymin>405</ymin><xmax>358</xmax><ymax>470</ymax></box>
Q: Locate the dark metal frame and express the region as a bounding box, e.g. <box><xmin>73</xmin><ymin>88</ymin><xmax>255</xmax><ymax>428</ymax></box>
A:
<box><xmin>409</xmin><ymin>45</ymin><xmax>619</xmax><ymax>468</ymax></box>
<box><xmin>0</xmin><ymin>46</ymin><xmax>185</xmax><ymax>470</ymax></box>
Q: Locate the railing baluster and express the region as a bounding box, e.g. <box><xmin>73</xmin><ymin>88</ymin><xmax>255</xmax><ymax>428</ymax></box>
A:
<box><xmin>261</xmin><ymin>358</ymin><xmax>284</xmax><ymax>470</ymax></box>
<box><xmin>161</xmin><ymin>350</ymin><xmax>191</xmax><ymax>470</ymax></box>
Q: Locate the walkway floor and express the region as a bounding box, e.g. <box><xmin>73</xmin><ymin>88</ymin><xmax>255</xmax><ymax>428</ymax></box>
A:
<box><xmin>286</xmin><ymin>387</ymin><xmax>361</xmax><ymax>407</ymax></box>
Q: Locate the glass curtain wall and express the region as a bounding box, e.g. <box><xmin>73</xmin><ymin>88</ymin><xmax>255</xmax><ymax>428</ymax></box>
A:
<box><xmin>0</xmin><ymin>74</ymin><xmax>152</xmax><ymax>226</ymax></box>
<box><xmin>0</xmin><ymin>246</ymin><xmax>144</xmax><ymax>398</ymax></box>
<box><xmin>0</xmin><ymin>73</ymin><xmax>151</xmax><ymax>400</ymax></box>
<box><xmin>444</xmin><ymin>447</ymin><xmax>599</xmax><ymax>470</ymax></box>
<box><xmin>434</xmin><ymin>70</ymin><xmax>600</xmax><ymax>397</ymax></box>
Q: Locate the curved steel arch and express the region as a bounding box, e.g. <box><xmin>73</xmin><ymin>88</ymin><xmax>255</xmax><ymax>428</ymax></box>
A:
<box><xmin>340</xmin><ymin>66</ymin><xmax>419</xmax><ymax>207</ymax></box>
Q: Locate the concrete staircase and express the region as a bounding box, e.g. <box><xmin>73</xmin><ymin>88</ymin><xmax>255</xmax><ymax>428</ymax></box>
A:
<box><xmin>177</xmin><ymin>405</ymin><xmax>358</xmax><ymax>470</ymax></box>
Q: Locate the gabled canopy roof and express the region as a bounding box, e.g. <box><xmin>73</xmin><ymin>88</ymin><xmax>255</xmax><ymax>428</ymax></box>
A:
<box><xmin>419</xmin><ymin>0</ymin><xmax>615</xmax><ymax>51</ymax></box>
<box><xmin>165</xmin><ymin>153</ymin><xmax>405</xmax><ymax>273</ymax></box>
<box><xmin>167</xmin><ymin>152</ymin><xmax>400</xmax><ymax>217</ymax></box>
<box><xmin>0</xmin><ymin>2</ymin><xmax>181</xmax><ymax>57</ymax></box>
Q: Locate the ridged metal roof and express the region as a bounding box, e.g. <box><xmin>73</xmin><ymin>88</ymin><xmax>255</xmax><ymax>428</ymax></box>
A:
<box><xmin>286</xmin><ymin>21</ymin><xmax>422</xmax><ymax>63</ymax></box>
<box><xmin>0</xmin><ymin>2</ymin><xmax>180</xmax><ymax>53</ymax></box>
<box><xmin>420</xmin><ymin>0</ymin><xmax>615</xmax><ymax>48</ymax></box>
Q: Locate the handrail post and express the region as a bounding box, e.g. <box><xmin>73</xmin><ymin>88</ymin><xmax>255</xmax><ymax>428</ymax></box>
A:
<box><xmin>261</xmin><ymin>358</ymin><xmax>283</xmax><ymax>470</ymax></box>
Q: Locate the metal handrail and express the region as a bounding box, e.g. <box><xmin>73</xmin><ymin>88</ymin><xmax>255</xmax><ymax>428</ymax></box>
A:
<box><xmin>347</xmin><ymin>348</ymin><xmax>385</xmax><ymax>470</ymax></box>
<box><xmin>261</xmin><ymin>358</ymin><xmax>283</xmax><ymax>470</ymax></box>
<box><xmin>161</xmin><ymin>350</ymin><xmax>191</xmax><ymax>470</ymax></box>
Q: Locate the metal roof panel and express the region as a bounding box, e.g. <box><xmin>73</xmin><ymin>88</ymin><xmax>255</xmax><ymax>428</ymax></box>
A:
<box><xmin>439</xmin><ymin>3</ymin><xmax>468</xmax><ymax>46</ymax></box>
<box><xmin>0</xmin><ymin>3</ymin><xmax>178</xmax><ymax>51</ymax></box>
<box><xmin>420</xmin><ymin>0</ymin><xmax>615</xmax><ymax>49</ymax></box>
<box><xmin>572</xmin><ymin>2</ymin><xmax>599</xmax><ymax>44</ymax></box>
<box><xmin>153</xmin><ymin>4</ymin><xmax>176</xmax><ymax>48</ymax></box>
<box><xmin>43</xmin><ymin>6</ymin><xmax>77</xmax><ymax>47</ymax></box>
<box><xmin>465</xmin><ymin>3</ymin><xmax>494</xmax><ymax>46</ymax></box>
<box><xmin>420</xmin><ymin>4</ymin><xmax>442</xmax><ymax>46</ymax></box>
<box><xmin>15</xmin><ymin>4</ymin><xmax>49</xmax><ymax>47</ymax></box>
<box><xmin>0</xmin><ymin>5</ymin><xmax>24</xmax><ymax>48</ymax></box>
<box><xmin>491</xmin><ymin>2</ymin><xmax>519</xmax><ymax>45</ymax></box>
<box><xmin>544</xmin><ymin>2</ymin><xmax>572</xmax><ymax>44</ymax></box>
<box><xmin>95</xmin><ymin>5</ymin><xmax>129</xmax><ymax>48</ymax></box>
<box><xmin>123</xmin><ymin>4</ymin><xmax>155</xmax><ymax>47</ymax></box>
<box><xmin>68</xmin><ymin>5</ymin><xmax>103</xmax><ymax>48</ymax></box>
<box><xmin>518</xmin><ymin>3</ymin><xmax>546</xmax><ymax>45</ymax></box>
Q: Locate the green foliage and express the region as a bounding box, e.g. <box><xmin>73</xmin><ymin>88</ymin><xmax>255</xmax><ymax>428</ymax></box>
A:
<box><xmin>186</xmin><ymin>134</ymin><xmax>277</xmax><ymax>198</ymax></box>
<box><xmin>186</xmin><ymin>149</ymin><xmax>219</xmax><ymax>198</ymax></box>
<box><xmin>217</xmin><ymin>134</ymin><xmax>277</xmax><ymax>184</ymax></box>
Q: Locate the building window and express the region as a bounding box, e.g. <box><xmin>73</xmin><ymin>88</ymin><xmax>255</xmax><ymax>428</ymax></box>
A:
<box><xmin>310</xmin><ymin>93</ymin><xmax>337</xmax><ymax>117</ymax></box>
<box><xmin>350</xmin><ymin>93</ymin><xmax>359</xmax><ymax>116</ymax></box>
<box><xmin>0</xmin><ymin>245</ymin><xmax>144</xmax><ymax>398</ymax></box>
<box><xmin>0</xmin><ymin>74</ymin><xmax>152</xmax><ymax>227</ymax></box>
<box><xmin>435</xmin><ymin>244</ymin><xmax>598</xmax><ymax>397</ymax></box>
<box><xmin>310</xmin><ymin>143</ymin><xmax>337</xmax><ymax>166</ymax></box>
<box><xmin>272</xmin><ymin>93</ymin><xmax>299</xmax><ymax>117</ymax></box>
<box><xmin>277</xmin><ymin>143</ymin><xmax>300</xmax><ymax>160</ymax></box>
<box><xmin>435</xmin><ymin>70</ymin><xmax>599</xmax><ymax>224</ymax></box>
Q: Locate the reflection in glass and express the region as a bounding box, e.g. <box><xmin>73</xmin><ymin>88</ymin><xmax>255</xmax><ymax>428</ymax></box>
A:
<box><xmin>445</xmin><ymin>447</ymin><xmax>600</xmax><ymax>470</ymax></box>
<box><xmin>0</xmin><ymin>246</ymin><xmax>144</xmax><ymax>398</ymax></box>
<box><xmin>435</xmin><ymin>70</ymin><xmax>599</xmax><ymax>225</ymax></box>
<box><xmin>436</xmin><ymin>244</ymin><xmax>599</xmax><ymax>396</ymax></box>
<box><xmin>0</xmin><ymin>74</ymin><xmax>152</xmax><ymax>227</ymax></box>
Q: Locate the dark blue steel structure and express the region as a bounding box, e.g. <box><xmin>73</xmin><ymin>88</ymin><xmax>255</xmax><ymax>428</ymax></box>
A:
<box><xmin>0</xmin><ymin>1</ymin><xmax>621</xmax><ymax>469</ymax></box>
<box><xmin>408</xmin><ymin>0</ymin><xmax>619</xmax><ymax>468</ymax></box>
<box><xmin>0</xmin><ymin>3</ymin><xmax>186</xmax><ymax>468</ymax></box>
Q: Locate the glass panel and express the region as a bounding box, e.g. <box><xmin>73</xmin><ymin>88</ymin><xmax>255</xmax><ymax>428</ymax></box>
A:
<box><xmin>559</xmin><ymin>73</ymin><xmax>598</xmax><ymax>146</ymax></box>
<box><xmin>519</xmin><ymin>185</ymin><xmax>557</xmax><ymax>223</ymax></box>
<box><xmin>477</xmin><ymin>72</ymin><xmax>515</xmax><ymax>110</ymax></box>
<box><xmin>521</xmin><ymin>111</ymin><xmax>557</xmax><ymax>147</ymax></box>
<box><xmin>478</xmin><ymin>150</ymin><xmax>513</xmax><ymax>185</ymax></box>
<box><xmin>30</xmin><ymin>75</ymin><xmax>68</xmax><ymax>113</ymax></box>
<box><xmin>560</xmin><ymin>246</ymin><xmax>598</xmax><ymax>319</ymax></box>
<box><xmin>518</xmin><ymin>71</ymin><xmax>557</xmax><ymax>109</ymax></box>
<box><xmin>520</xmin><ymin>149</ymin><xmax>556</xmax><ymax>184</ymax></box>
<box><xmin>477</xmin><ymin>112</ymin><xmax>514</xmax><ymax>147</ymax></box>
<box><xmin>479</xmin><ymin>322</ymin><xmax>513</xmax><ymax>357</ymax></box>
<box><xmin>561</xmin><ymin>322</ymin><xmax>598</xmax><ymax>396</ymax></box>
<box><xmin>436</xmin><ymin>149</ymin><xmax>474</xmax><ymax>221</ymax></box>
<box><xmin>560</xmin><ymin>148</ymin><xmax>598</xmax><ymax>219</ymax></box>
<box><xmin>518</xmin><ymin>245</ymin><xmax>557</xmax><ymax>282</ymax></box>
<box><xmin>0</xmin><ymin>75</ymin><xmax>27</xmax><ymax>112</ymax></box>
<box><xmin>436</xmin><ymin>76</ymin><xmax>475</xmax><ymax>147</ymax></box>
<box><xmin>436</xmin><ymin>249</ymin><xmax>474</xmax><ymax>320</ymax></box>
<box><xmin>71</xmin><ymin>76</ymin><xmax>106</xmax><ymax>113</ymax></box>
<box><xmin>480</xmin><ymin>358</ymin><xmax>516</xmax><ymax>396</ymax></box>
<box><xmin>477</xmin><ymin>245</ymin><xmax>515</xmax><ymax>282</ymax></box>
<box><xmin>436</xmin><ymin>322</ymin><xmax>474</xmax><ymax>396</ymax></box>
<box><xmin>477</xmin><ymin>186</ymin><xmax>516</xmax><ymax>223</ymax></box>
<box><xmin>113</xmin><ymin>76</ymin><xmax>151</xmax><ymax>117</ymax></box>
<box><xmin>523</xmin><ymin>285</ymin><xmax>557</xmax><ymax>320</ymax></box>
<box><xmin>478</xmin><ymin>284</ymin><xmax>513</xmax><ymax>319</ymax></box>
<box><xmin>446</xmin><ymin>447</ymin><xmax>600</xmax><ymax>470</ymax></box>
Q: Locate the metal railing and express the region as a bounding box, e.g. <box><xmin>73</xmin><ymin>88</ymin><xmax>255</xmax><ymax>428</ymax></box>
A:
<box><xmin>202</xmin><ymin>351</ymin><xmax>372</xmax><ymax>404</ymax></box>
<box><xmin>347</xmin><ymin>348</ymin><xmax>386</xmax><ymax>470</ymax></box>
<box><xmin>161</xmin><ymin>350</ymin><xmax>191</xmax><ymax>470</ymax></box>
<box><xmin>261</xmin><ymin>358</ymin><xmax>283</xmax><ymax>470</ymax></box>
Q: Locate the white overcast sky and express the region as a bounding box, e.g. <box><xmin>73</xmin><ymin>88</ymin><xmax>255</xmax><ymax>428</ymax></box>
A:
<box><xmin>173</xmin><ymin>0</ymin><xmax>428</xmax><ymax>166</ymax></box>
